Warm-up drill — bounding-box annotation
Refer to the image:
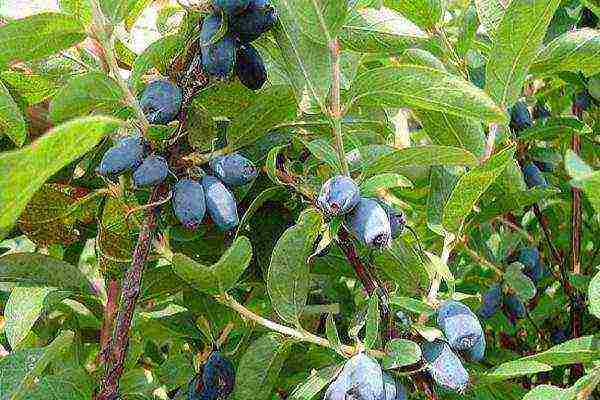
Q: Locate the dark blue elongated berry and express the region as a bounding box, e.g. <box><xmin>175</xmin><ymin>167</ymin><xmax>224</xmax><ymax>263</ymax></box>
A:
<box><xmin>478</xmin><ymin>284</ymin><xmax>502</xmax><ymax>319</ymax></box>
<box><xmin>574</xmin><ymin>91</ymin><xmax>593</xmax><ymax>111</ymax></box>
<box><xmin>535</xmin><ymin>160</ymin><xmax>555</xmax><ymax>172</ymax></box>
<box><xmin>229</xmin><ymin>0</ymin><xmax>277</xmax><ymax>43</ymax></box>
<box><xmin>522</xmin><ymin>162</ymin><xmax>548</xmax><ymax>189</ymax></box>
<box><xmin>202</xmin><ymin>175</ymin><xmax>239</xmax><ymax>231</ymax></box>
<box><xmin>518</xmin><ymin>247</ymin><xmax>544</xmax><ymax>283</ymax></box>
<box><xmin>550</xmin><ymin>329</ymin><xmax>568</xmax><ymax>345</ymax></box>
<box><xmin>422</xmin><ymin>340</ymin><xmax>469</xmax><ymax>393</ymax></box>
<box><xmin>235</xmin><ymin>44</ymin><xmax>267</xmax><ymax>91</ymax></box>
<box><xmin>96</xmin><ymin>135</ymin><xmax>145</xmax><ymax>176</ymax></box>
<box><xmin>504</xmin><ymin>293</ymin><xmax>526</xmax><ymax>320</ymax></box>
<box><xmin>437</xmin><ymin>300</ymin><xmax>484</xmax><ymax>351</ymax></box>
<box><xmin>133</xmin><ymin>155</ymin><xmax>169</xmax><ymax>187</ymax></box>
<box><xmin>383</xmin><ymin>373</ymin><xmax>407</xmax><ymax>400</ymax></box>
<box><xmin>201</xmin><ymin>34</ymin><xmax>236</xmax><ymax>79</ymax></box>
<box><xmin>346</xmin><ymin>198</ymin><xmax>391</xmax><ymax>248</ymax></box>
<box><xmin>317</xmin><ymin>175</ymin><xmax>360</xmax><ymax>216</ymax></box>
<box><xmin>139</xmin><ymin>80</ymin><xmax>182</xmax><ymax>125</ymax></box>
<box><xmin>324</xmin><ymin>353</ymin><xmax>384</xmax><ymax>400</ymax></box>
<box><xmin>510</xmin><ymin>101</ymin><xmax>533</xmax><ymax>133</ymax></box>
<box><xmin>202</xmin><ymin>352</ymin><xmax>235</xmax><ymax>399</ymax></box>
<box><xmin>173</xmin><ymin>179</ymin><xmax>206</xmax><ymax>230</ymax></box>
<box><xmin>200</xmin><ymin>13</ymin><xmax>222</xmax><ymax>44</ymax></box>
<box><xmin>213</xmin><ymin>0</ymin><xmax>250</xmax><ymax>16</ymax></box>
<box><xmin>532</xmin><ymin>104</ymin><xmax>551</xmax><ymax>121</ymax></box>
<box><xmin>209</xmin><ymin>153</ymin><xmax>258</xmax><ymax>187</ymax></box>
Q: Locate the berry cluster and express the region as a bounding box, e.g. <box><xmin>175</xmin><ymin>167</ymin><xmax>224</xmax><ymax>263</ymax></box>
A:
<box><xmin>97</xmin><ymin>80</ymin><xmax>258</xmax><ymax>232</ymax></box>
<box><xmin>187</xmin><ymin>352</ymin><xmax>235</xmax><ymax>400</ymax></box>
<box><xmin>421</xmin><ymin>300</ymin><xmax>485</xmax><ymax>393</ymax></box>
<box><xmin>478</xmin><ymin>247</ymin><xmax>545</xmax><ymax>321</ymax></box>
<box><xmin>317</xmin><ymin>175</ymin><xmax>406</xmax><ymax>249</ymax></box>
<box><xmin>201</xmin><ymin>0</ymin><xmax>277</xmax><ymax>90</ymax></box>
<box><xmin>324</xmin><ymin>353</ymin><xmax>407</xmax><ymax>400</ymax></box>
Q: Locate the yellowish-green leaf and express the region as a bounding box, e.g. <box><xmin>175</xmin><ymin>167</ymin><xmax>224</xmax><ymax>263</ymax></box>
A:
<box><xmin>0</xmin><ymin>80</ymin><xmax>26</xmax><ymax>146</ymax></box>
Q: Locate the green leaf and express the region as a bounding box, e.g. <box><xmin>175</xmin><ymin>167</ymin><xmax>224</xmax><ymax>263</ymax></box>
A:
<box><xmin>364</xmin><ymin>294</ymin><xmax>379</xmax><ymax>350</ymax></box>
<box><xmin>267</xmin><ymin>209</ymin><xmax>323</xmax><ymax>326</ymax></box>
<box><xmin>271</xmin><ymin>5</ymin><xmax>332</xmax><ymax>112</ymax></box>
<box><xmin>382</xmin><ymin>339</ymin><xmax>422</xmax><ymax>369</ymax></box>
<box><xmin>457</xmin><ymin>4</ymin><xmax>479</xmax><ymax>57</ymax></box>
<box><xmin>417</xmin><ymin>112</ymin><xmax>486</xmax><ymax>158</ymax></box>
<box><xmin>339</xmin><ymin>7</ymin><xmax>429</xmax><ymax>54</ymax></box>
<box><xmin>474</xmin><ymin>0</ymin><xmax>510</xmax><ymax>39</ymax></box>
<box><xmin>365</xmin><ymin>145</ymin><xmax>479</xmax><ymax>178</ymax></box>
<box><xmin>485</xmin><ymin>0</ymin><xmax>561</xmax><ymax>107</ymax></box>
<box><xmin>5</xmin><ymin>287</ymin><xmax>59</xmax><ymax>349</ymax></box>
<box><xmin>383</xmin><ymin>0</ymin><xmax>444</xmax><ymax>29</ymax></box>
<box><xmin>59</xmin><ymin>0</ymin><xmax>92</xmax><ymax>24</ymax></box>
<box><xmin>302</xmin><ymin>138</ymin><xmax>341</xmax><ymax>173</ymax></box>
<box><xmin>0</xmin><ymin>70</ymin><xmax>58</xmax><ymax>105</ymax></box>
<box><xmin>425</xmin><ymin>251</ymin><xmax>455</xmax><ymax>296</ymax></box>
<box><xmin>228</xmin><ymin>85</ymin><xmax>297</xmax><ymax>149</ymax></box>
<box><xmin>442</xmin><ymin>146</ymin><xmax>514</xmax><ymax>233</ymax></box>
<box><xmin>519</xmin><ymin>117</ymin><xmax>593</xmax><ymax>142</ymax></box>
<box><xmin>99</xmin><ymin>0</ymin><xmax>136</xmax><ymax>23</ymax></box>
<box><xmin>273</xmin><ymin>0</ymin><xmax>349</xmax><ymax>45</ymax></box>
<box><xmin>172</xmin><ymin>236</ymin><xmax>253</xmax><ymax>295</ymax></box>
<box><xmin>49</xmin><ymin>72</ymin><xmax>124</xmax><ymax>123</ymax></box>
<box><xmin>0</xmin><ymin>116</ymin><xmax>122</xmax><ymax>240</ymax></box>
<box><xmin>0</xmin><ymin>13</ymin><xmax>86</xmax><ymax>68</ymax></box>
<box><xmin>289</xmin><ymin>364</ymin><xmax>341</xmax><ymax>400</ymax></box>
<box><xmin>531</xmin><ymin>29</ymin><xmax>600</xmax><ymax>77</ymax></box>
<box><xmin>349</xmin><ymin>65</ymin><xmax>507</xmax><ymax>123</ymax></box>
<box><xmin>522</xmin><ymin>336</ymin><xmax>600</xmax><ymax>366</ymax></box>
<box><xmin>131</xmin><ymin>35</ymin><xmax>185</xmax><ymax>90</ymax></box>
<box><xmin>522</xmin><ymin>385</ymin><xmax>569</xmax><ymax>400</ymax></box>
<box><xmin>26</xmin><ymin>368</ymin><xmax>93</xmax><ymax>400</ymax></box>
<box><xmin>427</xmin><ymin>166</ymin><xmax>460</xmax><ymax>236</ymax></box>
<box><xmin>565</xmin><ymin>151</ymin><xmax>600</xmax><ymax>214</ymax></box>
<box><xmin>360</xmin><ymin>173</ymin><xmax>413</xmax><ymax>196</ymax></box>
<box><xmin>589</xmin><ymin>268</ymin><xmax>600</xmax><ymax>320</ymax></box>
<box><xmin>0</xmin><ymin>80</ymin><xmax>27</xmax><ymax>146</ymax></box>
<box><xmin>389</xmin><ymin>296</ymin><xmax>435</xmax><ymax>316</ymax></box>
<box><xmin>236</xmin><ymin>187</ymin><xmax>288</xmax><ymax>237</ymax></box>
<box><xmin>233</xmin><ymin>333</ymin><xmax>294</xmax><ymax>400</ymax></box>
<box><xmin>504</xmin><ymin>262</ymin><xmax>537</xmax><ymax>301</ymax></box>
<box><xmin>0</xmin><ymin>253</ymin><xmax>94</xmax><ymax>294</ymax></box>
<box><xmin>479</xmin><ymin>360</ymin><xmax>552</xmax><ymax>384</ymax></box>
<box><xmin>0</xmin><ymin>331</ymin><xmax>74</xmax><ymax>400</ymax></box>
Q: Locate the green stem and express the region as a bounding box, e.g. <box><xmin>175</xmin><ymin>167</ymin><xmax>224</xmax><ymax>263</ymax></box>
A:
<box><xmin>329</xmin><ymin>38</ymin><xmax>349</xmax><ymax>176</ymax></box>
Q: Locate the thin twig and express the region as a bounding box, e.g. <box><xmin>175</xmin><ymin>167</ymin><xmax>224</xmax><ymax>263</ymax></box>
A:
<box><xmin>328</xmin><ymin>38</ymin><xmax>349</xmax><ymax>176</ymax></box>
<box><xmin>96</xmin><ymin>188</ymin><xmax>161</xmax><ymax>400</ymax></box>
<box><xmin>459</xmin><ymin>242</ymin><xmax>504</xmax><ymax>277</ymax></box>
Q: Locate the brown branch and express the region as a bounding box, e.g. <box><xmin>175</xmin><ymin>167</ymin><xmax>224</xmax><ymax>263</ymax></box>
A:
<box><xmin>97</xmin><ymin>280</ymin><xmax>120</xmax><ymax>365</ymax></box>
<box><xmin>414</xmin><ymin>372</ymin><xmax>437</xmax><ymax>400</ymax></box>
<box><xmin>96</xmin><ymin>188</ymin><xmax>162</xmax><ymax>400</ymax></box>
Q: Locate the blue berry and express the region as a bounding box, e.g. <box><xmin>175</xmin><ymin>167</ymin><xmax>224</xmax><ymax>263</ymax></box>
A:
<box><xmin>324</xmin><ymin>353</ymin><xmax>384</xmax><ymax>400</ymax></box>
<box><xmin>346</xmin><ymin>198</ymin><xmax>391</xmax><ymax>248</ymax></box>
<box><xmin>317</xmin><ymin>175</ymin><xmax>360</xmax><ymax>216</ymax></box>
<box><xmin>202</xmin><ymin>352</ymin><xmax>235</xmax><ymax>399</ymax></box>
<box><xmin>383</xmin><ymin>372</ymin><xmax>407</xmax><ymax>400</ymax></box>
<box><xmin>522</xmin><ymin>163</ymin><xmax>548</xmax><ymax>189</ymax></box>
<box><xmin>209</xmin><ymin>153</ymin><xmax>258</xmax><ymax>187</ymax></box>
<box><xmin>478</xmin><ymin>284</ymin><xmax>502</xmax><ymax>319</ymax></box>
<box><xmin>465</xmin><ymin>334</ymin><xmax>486</xmax><ymax>362</ymax></box>
<box><xmin>139</xmin><ymin>80</ymin><xmax>182</xmax><ymax>125</ymax></box>
<box><xmin>202</xmin><ymin>175</ymin><xmax>239</xmax><ymax>231</ymax></box>
<box><xmin>229</xmin><ymin>0</ymin><xmax>277</xmax><ymax>44</ymax></box>
<box><xmin>213</xmin><ymin>0</ymin><xmax>250</xmax><ymax>16</ymax></box>
<box><xmin>96</xmin><ymin>135</ymin><xmax>145</xmax><ymax>177</ymax></box>
<box><xmin>422</xmin><ymin>340</ymin><xmax>469</xmax><ymax>393</ymax></box>
<box><xmin>504</xmin><ymin>294</ymin><xmax>526</xmax><ymax>320</ymax></box>
<box><xmin>510</xmin><ymin>101</ymin><xmax>533</xmax><ymax>133</ymax></box>
<box><xmin>173</xmin><ymin>179</ymin><xmax>206</xmax><ymax>230</ymax></box>
<box><xmin>235</xmin><ymin>43</ymin><xmax>267</xmax><ymax>91</ymax></box>
<box><xmin>518</xmin><ymin>247</ymin><xmax>544</xmax><ymax>283</ymax></box>
<box><xmin>201</xmin><ymin>20</ymin><xmax>236</xmax><ymax>80</ymax></box>
<box><xmin>437</xmin><ymin>300</ymin><xmax>484</xmax><ymax>351</ymax></box>
<box><xmin>133</xmin><ymin>155</ymin><xmax>169</xmax><ymax>187</ymax></box>
<box><xmin>379</xmin><ymin>202</ymin><xmax>406</xmax><ymax>238</ymax></box>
